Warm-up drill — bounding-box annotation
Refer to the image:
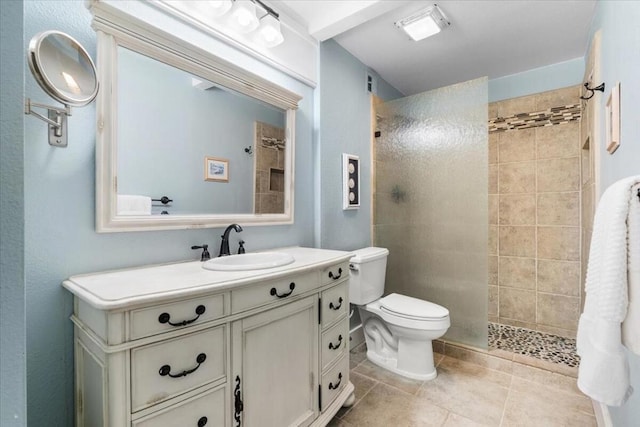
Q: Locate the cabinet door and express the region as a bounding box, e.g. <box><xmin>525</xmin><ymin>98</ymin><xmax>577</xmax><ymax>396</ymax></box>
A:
<box><xmin>232</xmin><ymin>296</ymin><xmax>318</xmax><ymax>427</ymax></box>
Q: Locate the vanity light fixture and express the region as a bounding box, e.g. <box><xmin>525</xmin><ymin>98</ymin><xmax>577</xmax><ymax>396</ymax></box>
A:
<box><xmin>215</xmin><ymin>0</ymin><xmax>284</xmax><ymax>47</ymax></box>
<box><xmin>395</xmin><ymin>4</ymin><xmax>450</xmax><ymax>41</ymax></box>
<box><xmin>209</xmin><ymin>0</ymin><xmax>233</xmax><ymax>17</ymax></box>
<box><xmin>228</xmin><ymin>0</ymin><xmax>260</xmax><ymax>33</ymax></box>
<box><xmin>255</xmin><ymin>11</ymin><xmax>284</xmax><ymax>47</ymax></box>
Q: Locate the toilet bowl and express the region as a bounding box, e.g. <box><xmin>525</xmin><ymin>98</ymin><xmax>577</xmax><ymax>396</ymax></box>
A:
<box><xmin>350</xmin><ymin>247</ymin><xmax>450</xmax><ymax>381</ymax></box>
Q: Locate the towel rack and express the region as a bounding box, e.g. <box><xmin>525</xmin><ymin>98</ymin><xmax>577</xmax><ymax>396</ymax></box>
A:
<box><xmin>152</xmin><ymin>196</ymin><xmax>173</xmax><ymax>205</ymax></box>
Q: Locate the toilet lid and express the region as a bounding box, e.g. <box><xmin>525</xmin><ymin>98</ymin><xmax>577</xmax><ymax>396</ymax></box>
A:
<box><xmin>379</xmin><ymin>293</ymin><xmax>449</xmax><ymax>320</ymax></box>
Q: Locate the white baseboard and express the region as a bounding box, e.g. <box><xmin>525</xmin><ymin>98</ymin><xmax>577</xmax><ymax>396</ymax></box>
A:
<box><xmin>349</xmin><ymin>324</ymin><xmax>365</xmax><ymax>349</ymax></box>
<box><xmin>592</xmin><ymin>399</ymin><xmax>613</xmax><ymax>427</ymax></box>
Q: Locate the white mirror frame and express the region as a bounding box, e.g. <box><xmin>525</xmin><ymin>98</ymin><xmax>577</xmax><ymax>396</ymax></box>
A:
<box><xmin>91</xmin><ymin>3</ymin><xmax>301</xmax><ymax>232</ymax></box>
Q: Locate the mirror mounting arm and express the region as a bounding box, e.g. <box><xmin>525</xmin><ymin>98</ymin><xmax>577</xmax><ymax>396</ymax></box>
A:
<box><xmin>24</xmin><ymin>98</ymin><xmax>71</xmax><ymax>147</ymax></box>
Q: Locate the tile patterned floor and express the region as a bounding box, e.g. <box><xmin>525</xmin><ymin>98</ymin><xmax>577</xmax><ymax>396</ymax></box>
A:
<box><xmin>488</xmin><ymin>322</ymin><xmax>580</xmax><ymax>368</ymax></box>
<box><xmin>329</xmin><ymin>343</ymin><xmax>596</xmax><ymax>427</ymax></box>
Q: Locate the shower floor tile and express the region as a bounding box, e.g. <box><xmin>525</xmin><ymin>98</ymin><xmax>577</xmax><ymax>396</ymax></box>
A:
<box><xmin>488</xmin><ymin>322</ymin><xmax>580</xmax><ymax>368</ymax></box>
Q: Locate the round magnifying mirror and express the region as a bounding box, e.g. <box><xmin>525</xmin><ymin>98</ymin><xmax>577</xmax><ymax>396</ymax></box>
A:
<box><xmin>28</xmin><ymin>30</ymin><xmax>98</xmax><ymax>107</ymax></box>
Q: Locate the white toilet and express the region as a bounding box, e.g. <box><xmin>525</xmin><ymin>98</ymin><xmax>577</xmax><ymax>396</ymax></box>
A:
<box><xmin>349</xmin><ymin>247</ymin><xmax>450</xmax><ymax>381</ymax></box>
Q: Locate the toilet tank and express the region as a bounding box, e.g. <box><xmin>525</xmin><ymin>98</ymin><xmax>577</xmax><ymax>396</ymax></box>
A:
<box><xmin>349</xmin><ymin>247</ymin><xmax>389</xmax><ymax>305</ymax></box>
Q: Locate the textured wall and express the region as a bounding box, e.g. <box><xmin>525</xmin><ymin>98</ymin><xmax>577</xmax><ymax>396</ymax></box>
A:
<box><xmin>488</xmin><ymin>86</ymin><xmax>583</xmax><ymax>338</ymax></box>
<box><xmin>22</xmin><ymin>1</ymin><xmax>315</xmax><ymax>425</ymax></box>
<box><xmin>0</xmin><ymin>0</ymin><xmax>26</xmax><ymax>425</ymax></box>
<box><xmin>587</xmin><ymin>1</ymin><xmax>640</xmax><ymax>424</ymax></box>
<box><xmin>317</xmin><ymin>39</ymin><xmax>402</xmax><ymax>250</ymax></box>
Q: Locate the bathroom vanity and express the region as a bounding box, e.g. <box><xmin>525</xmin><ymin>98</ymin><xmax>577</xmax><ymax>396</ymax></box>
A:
<box><xmin>63</xmin><ymin>247</ymin><xmax>354</xmax><ymax>426</ymax></box>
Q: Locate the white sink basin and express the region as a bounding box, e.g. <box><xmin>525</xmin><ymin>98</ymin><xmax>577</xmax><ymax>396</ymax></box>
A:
<box><xmin>202</xmin><ymin>252</ymin><xmax>295</xmax><ymax>271</ymax></box>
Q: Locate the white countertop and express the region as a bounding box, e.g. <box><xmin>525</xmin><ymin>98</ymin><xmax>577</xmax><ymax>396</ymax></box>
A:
<box><xmin>62</xmin><ymin>247</ymin><xmax>353</xmax><ymax>310</ymax></box>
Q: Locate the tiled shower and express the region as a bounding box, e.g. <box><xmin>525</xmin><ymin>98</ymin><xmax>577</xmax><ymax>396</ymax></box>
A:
<box><xmin>488</xmin><ymin>85</ymin><xmax>585</xmax><ymax>364</ymax></box>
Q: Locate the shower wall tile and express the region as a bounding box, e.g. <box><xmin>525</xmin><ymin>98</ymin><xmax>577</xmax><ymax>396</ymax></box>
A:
<box><xmin>499</xmin><ymin>129</ymin><xmax>536</xmax><ymax>163</ymax></box>
<box><xmin>489</xmin><ymin>102</ymin><xmax>498</xmax><ymax>119</ymax></box>
<box><xmin>498</xmin><ymin>257</ymin><xmax>536</xmax><ymax>290</ymax></box>
<box><xmin>489</xmin><ymin>195</ymin><xmax>499</xmax><ymax>225</ymax></box>
<box><xmin>499</xmin><ymin>288</ymin><xmax>536</xmax><ymax>323</ymax></box>
<box><xmin>489</xmin><ymin>285</ymin><xmax>499</xmax><ymax>316</ymax></box>
<box><xmin>499</xmin><ymin>194</ymin><xmax>536</xmax><ymax>225</ymax></box>
<box><xmin>498</xmin><ymin>95</ymin><xmax>537</xmax><ymax>117</ymax></box>
<box><xmin>489</xmin><ymin>256</ymin><xmax>498</xmax><ymax>285</ymax></box>
<box><xmin>489</xmin><ymin>85</ymin><xmax>582</xmax><ymax>336</ymax></box>
<box><xmin>489</xmin><ymin>133</ymin><xmax>498</xmax><ymax>164</ymax></box>
<box><xmin>499</xmin><ymin>161</ymin><xmax>535</xmax><ymax>194</ymax></box>
<box><xmin>537</xmin><ymin>293</ymin><xmax>580</xmax><ymax>330</ymax></box>
<box><xmin>535</xmin><ymin>86</ymin><xmax>580</xmax><ymax>111</ymax></box>
<box><xmin>489</xmin><ymin>164</ymin><xmax>498</xmax><ymax>194</ymax></box>
<box><xmin>537</xmin><ymin>157</ymin><xmax>580</xmax><ymax>192</ymax></box>
<box><xmin>537</xmin><ymin>260</ymin><xmax>580</xmax><ymax>297</ymax></box>
<box><xmin>499</xmin><ymin>226</ymin><xmax>535</xmax><ymax>257</ymax></box>
<box><xmin>536</xmin><ymin>122</ymin><xmax>580</xmax><ymax>159</ymax></box>
<box><xmin>537</xmin><ymin>192</ymin><xmax>580</xmax><ymax>226</ymax></box>
<box><xmin>537</xmin><ymin>226</ymin><xmax>580</xmax><ymax>261</ymax></box>
<box><xmin>489</xmin><ymin>226</ymin><xmax>498</xmax><ymax>256</ymax></box>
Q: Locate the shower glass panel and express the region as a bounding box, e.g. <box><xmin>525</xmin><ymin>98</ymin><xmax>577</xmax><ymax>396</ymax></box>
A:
<box><xmin>374</xmin><ymin>77</ymin><xmax>488</xmax><ymax>348</ymax></box>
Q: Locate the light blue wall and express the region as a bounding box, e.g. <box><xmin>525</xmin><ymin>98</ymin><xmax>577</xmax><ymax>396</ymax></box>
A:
<box><xmin>317</xmin><ymin>39</ymin><xmax>402</xmax><ymax>250</ymax></box>
<box><xmin>489</xmin><ymin>57</ymin><xmax>584</xmax><ymax>102</ymax></box>
<box><xmin>0</xmin><ymin>0</ymin><xmax>27</xmax><ymax>425</ymax></box>
<box><xmin>22</xmin><ymin>1</ymin><xmax>315</xmax><ymax>425</ymax></box>
<box><xmin>588</xmin><ymin>2</ymin><xmax>640</xmax><ymax>425</ymax></box>
<box><xmin>117</xmin><ymin>47</ymin><xmax>284</xmax><ymax>214</ymax></box>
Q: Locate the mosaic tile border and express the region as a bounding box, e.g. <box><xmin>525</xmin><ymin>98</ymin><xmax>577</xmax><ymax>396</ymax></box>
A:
<box><xmin>488</xmin><ymin>103</ymin><xmax>581</xmax><ymax>133</ymax></box>
<box><xmin>488</xmin><ymin>322</ymin><xmax>580</xmax><ymax>368</ymax></box>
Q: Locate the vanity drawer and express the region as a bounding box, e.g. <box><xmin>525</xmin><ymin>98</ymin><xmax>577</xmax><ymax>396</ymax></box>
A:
<box><xmin>321</xmin><ymin>317</ymin><xmax>348</xmax><ymax>372</ymax></box>
<box><xmin>321</xmin><ymin>354</ymin><xmax>349</xmax><ymax>411</ymax></box>
<box><xmin>321</xmin><ymin>262</ymin><xmax>350</xmax><ymax>286</ymax></box>
<box><xmin>133</xmin><ymin>385</ymin><xmax>226</xmax><ymax>427</ymax></box>
<box><xmin>321</xmin><ymin>282</ymin><xmax>348</xmax><ymax>329</ymax></box>
<box><xmin>130</xmin><ymin>294</ymin><xmax>226</xmax><ymax>340</ymax></box>
<box><xmin>131</xmin><ymin>326</ymin><xmax>226</xmax><ymax>412</ymax></box>
<box><xmin>231</xmin><ymin>271</ymin><xmax>318</xmax><ymax>314</ymax></box>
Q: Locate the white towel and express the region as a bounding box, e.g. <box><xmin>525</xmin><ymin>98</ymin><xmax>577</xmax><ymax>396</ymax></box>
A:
<box><xmin>622</xmin><ymin>183</ymin><xmax>640</xmax><ymax>352</ymax></box>
<box><xmin>116</xmin><ymin>194</ymin><xmax>152</xmax><ymax>215</ymax></box>
<box><xmin>577</xmin><ymin>175</ymin><xmax>640</xmax><ymax>406</ymax></box>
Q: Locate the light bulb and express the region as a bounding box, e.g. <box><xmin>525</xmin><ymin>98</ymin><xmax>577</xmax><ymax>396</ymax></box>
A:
<box><xmin>228</xmin><ymin>1</ymin><xmax>259</xmax><ymax>33</ymax></box>
<box><xmin>256</xmin><ymin>14</ymin><xmax>284</xmax><ymax>47</ymax></box>
<box><xmin>210</xmin><ymin>0</ymin><xmax>232</xmax><ymax>17</ymax></box>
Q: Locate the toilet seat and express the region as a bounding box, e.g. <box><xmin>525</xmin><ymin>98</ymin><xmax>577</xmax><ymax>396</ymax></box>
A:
<box><xmin>379</xmin><ymin>293</ymin><xmax>449</xmax><ymax>321</ymax></box>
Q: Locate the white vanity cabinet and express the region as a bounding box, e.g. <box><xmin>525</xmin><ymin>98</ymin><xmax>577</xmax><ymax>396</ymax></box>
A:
<box><xmin>63</xmin><ymin>247</ymin><xmax>355</xmax><ymax>427</ymax></box>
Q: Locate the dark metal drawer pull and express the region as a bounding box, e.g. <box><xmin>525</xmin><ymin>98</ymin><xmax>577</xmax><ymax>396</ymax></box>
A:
<box><xmin>158</xmin><ymin>305</ymin><xmax>206</xmax><ymax>327</ymax></box>
<box><xmin>234</xmin><ymin>375</ymin><xmax>243</xmax><ymax>426</ymax></box>
<box><xmin>329</xmin><ymin>297</ymin><xmax>343</xmax><ymax>310</ymax></box>
<box><xmin>328</xmin><ymin>334</ymin><xmax>343</xmax><ymax>350</ymax></box>
<box><xmin>159</xmin><ymin>353</ymin><xmax>206</xmax><ymax>378</ymax></box>
<box><xmin>270</xmin><ymin>282</ymin><xmax>295</xmax><ymax>298</ymax></box>
<box><xmin>328</xmin><ymin>372</ymin><xmax>343</xmax><ymax>390</ymax></box>
<box><xmin>328</xmin><ymin>268</ymin><xmax>342</xmax><ymax>280</ymax></box>
<box><xmin>198</xmin><ymin>417</ymin><xmax>208</xmax><ymax>427</ymax></box>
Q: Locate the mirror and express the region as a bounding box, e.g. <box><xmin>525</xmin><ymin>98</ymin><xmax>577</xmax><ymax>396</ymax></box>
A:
<box><xmin>28</xmin><ymin>30</ymin><xmax>99</xmax><ymax>106</ymax></box>
<box><xmin>92</xmin><ymin>9</ymin><xmax>301</xmax><ymax>232</ymax></box>
<box><xmin>26</xmin><ymin>30</ymin><xmax>99</xmax><ymax>147</ymax></box>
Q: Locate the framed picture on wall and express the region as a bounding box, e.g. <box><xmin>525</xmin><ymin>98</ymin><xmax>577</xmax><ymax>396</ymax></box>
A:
<box><xmin>204</xmin><ymin>156</ymin><xmax>229</xmax><ymax>182</ymax></box>
<box><xmin>605</xmin><ymin>82</ymin><xmax>620</xmax><ymax>154</ymax></box>
<box><xmin>343</xmin><ymin>153</ymin><xmax>360</xmax><ymax>210</ymax></box>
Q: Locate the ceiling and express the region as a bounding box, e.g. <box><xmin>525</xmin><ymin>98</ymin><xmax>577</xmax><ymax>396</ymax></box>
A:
<box><xmin>276</xmin><ymin>0</ymin><xmax>597</xmax><ymax>96</ymax></box>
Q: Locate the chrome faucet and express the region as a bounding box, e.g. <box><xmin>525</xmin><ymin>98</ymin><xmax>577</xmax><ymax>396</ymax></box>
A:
<box><xmin>219</xmin><ymin>224</ymin><xmax>243</xmax><ymax>257</ymax></box>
